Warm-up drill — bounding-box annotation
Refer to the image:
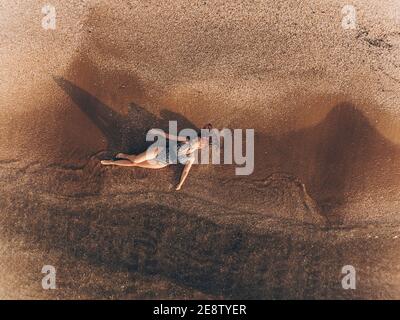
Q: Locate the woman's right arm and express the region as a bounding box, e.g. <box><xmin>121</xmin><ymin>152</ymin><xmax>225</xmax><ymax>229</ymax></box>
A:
<box><xmin>175</xmin><ymin>157</ymin><xmax>195</xmax><ymax>190</ymax></box>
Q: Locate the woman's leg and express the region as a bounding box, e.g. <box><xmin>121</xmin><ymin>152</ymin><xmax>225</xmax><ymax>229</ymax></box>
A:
<box><xmin>101</xmin><ymin>159</ymin><xmax>134</xmax><ymax>166</ymax></box>
<box><xmin>132</xmin><ymin>160</ymin><xmax>168</xmax><ymax>169</ymax></box>
<box><xmin>116</xmin><ymin>147</ymin><xmax>159</xmax><ymax>163</ymax></box>
<box><xmin>101</xmin><ymin>159</ymin><xmax>167</xmax><ymax>169</ymax></box>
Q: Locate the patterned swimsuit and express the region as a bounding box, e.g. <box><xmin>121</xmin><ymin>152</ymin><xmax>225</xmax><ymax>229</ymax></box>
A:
<box><xmin>155</xmin><ymin>141</ymin><xmax>193</xmax><ymax>165</ymax></box>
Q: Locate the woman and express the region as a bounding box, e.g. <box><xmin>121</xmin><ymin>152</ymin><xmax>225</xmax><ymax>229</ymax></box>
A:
<box><xmin>101</xmin><ymin>124</ymin><xmax>213</xmax><ymax>190</ymax></box>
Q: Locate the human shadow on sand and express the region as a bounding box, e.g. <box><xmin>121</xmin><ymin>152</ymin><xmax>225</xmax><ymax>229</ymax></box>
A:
<box><xmin>53</xmin><ymin>76</ymin><xmax>199</xmax><ymax>157</ymax></box>
<box><xmin>53</xmin><ymin>76</ymin><xmax>200</xmax><ymax>187</ymax></box>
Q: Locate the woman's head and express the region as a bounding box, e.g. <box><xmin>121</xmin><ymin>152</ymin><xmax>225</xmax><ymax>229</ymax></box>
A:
<box><xmin>201</xmin><ymin>123</ymin><xmax>213</xmax><ymax>131</ymax></box>
<box><xmin>190</xmin><ymin>123</ymin><xmax>213</xmax><ymax>150</ymax></box>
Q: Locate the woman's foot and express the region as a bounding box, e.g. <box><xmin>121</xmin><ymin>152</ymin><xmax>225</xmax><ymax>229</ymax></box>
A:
<box><xmin>101</xmin><ymin>160</ymin><xmax>114</xmax><ymax>165</ymax></box>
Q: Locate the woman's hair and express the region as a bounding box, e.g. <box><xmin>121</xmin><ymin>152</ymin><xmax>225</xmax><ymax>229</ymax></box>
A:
<box><xmin>198</xmin><ymin>123</ymin><xmax>213</xmax><ymax>137</ymax></box>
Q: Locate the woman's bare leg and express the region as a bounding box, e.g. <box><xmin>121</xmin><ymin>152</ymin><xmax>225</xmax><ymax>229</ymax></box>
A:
<box><xmin>101</xmin><ymin>159</ymin><xmax>134</xmax><ymax>166</ymax></box>
<box><xmin>115</xmin><ymin>152</ymin><xmax>134</xmax><ymax>161</ymax></box>
<box><xmin>101</xmin><ymin>159</ymin><xmax>167</xmax><ymax>169</ymax></box>
<box><xmin>132</xmin><ymin>160</ymin><xmax>168</xmax><ymax>169</ymax></box>
<box><xmin>116</xmin><ymin>147</ymin><xmax>159</xmax><ymax>163</ymax></box>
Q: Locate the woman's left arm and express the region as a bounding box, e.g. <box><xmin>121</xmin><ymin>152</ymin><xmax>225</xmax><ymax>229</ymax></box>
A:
<box><xmin>148</xmin><ymin>129</ymin><xmax>187</xmax><ymax>142</ymax></box>
<box><xmin>165</xmin><ymin>132</ymin><xmax>188</xmax><ymax>142</ymax></box>
<box><xmin>175</xmin><ymin>157</ymin><xmax>195</xmax><ymax>190</ymax></box>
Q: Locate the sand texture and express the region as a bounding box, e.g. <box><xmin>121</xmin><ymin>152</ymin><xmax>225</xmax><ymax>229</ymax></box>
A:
<box><xmin>1</xmin><ymin>0</ymin><xmax>400</xmax><ymax>299</ymax></box>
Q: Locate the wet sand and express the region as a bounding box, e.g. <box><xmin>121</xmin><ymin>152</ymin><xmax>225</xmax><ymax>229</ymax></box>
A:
<box><xmin>1</xmin><ymin>1</ymin><xmax>400</xmax><ymax>299</ymax></box>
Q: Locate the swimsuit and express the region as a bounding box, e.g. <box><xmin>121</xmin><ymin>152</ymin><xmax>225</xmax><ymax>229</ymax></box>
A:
<box><xmin>155</xmin><ymin>141</ymin><xmax>193</xmax><ymax>165</ymax></box>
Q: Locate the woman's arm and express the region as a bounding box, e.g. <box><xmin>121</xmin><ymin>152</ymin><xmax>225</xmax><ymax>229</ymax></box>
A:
<box><xmin>165</xmin><ymin>132</ymin><xmax>188</xmax><ymax>142</ymax></box>
<box><xmin>150</xmin><ymin>129</ymin><xmax>187</xmax><ymax>142</ymax></box>
<box><xmin>175</xmin><ymin>157</ymin><xmax>195</xmax><ymax>190</ymax></box>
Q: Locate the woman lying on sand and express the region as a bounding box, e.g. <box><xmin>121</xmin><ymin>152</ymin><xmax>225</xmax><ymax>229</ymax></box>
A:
<box><xmin>101</xmin><ymin>124</ymin><xmax>213</xmax><ymax>190</ymax></box>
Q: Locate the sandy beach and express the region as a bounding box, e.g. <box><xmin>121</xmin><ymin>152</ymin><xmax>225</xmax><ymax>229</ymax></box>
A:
<box><xmin>0</xmin><ymin>0</ymin><xmax>400</xmax><ymax>299</ymax></box>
